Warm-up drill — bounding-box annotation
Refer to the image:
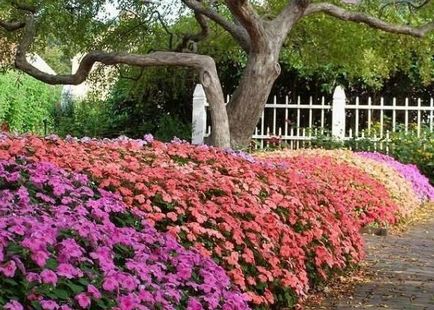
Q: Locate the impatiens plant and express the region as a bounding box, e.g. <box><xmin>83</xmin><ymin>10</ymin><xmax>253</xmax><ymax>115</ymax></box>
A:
<box><xmin>0</xmin><ymin>135</ymin><xmax>404</xmax><ymax>308</ymax></box>
<box><xmin>0</xmin><ymin>159</ymin><xmax>249</xmax><ymax>310</ymax></box>
<box><xmin>262</xmin><ymin>149</ymin><xmax>426</xmax><ymax>217</ymax></box>
<box><xmin>357</xmin><ymin>152</ymin><xmax>434</xmax><ymax>202</ymax></box>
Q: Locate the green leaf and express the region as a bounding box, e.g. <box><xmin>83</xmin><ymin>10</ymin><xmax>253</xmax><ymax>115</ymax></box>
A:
<box><xmin>45</xmin><ymin>258</ymin><xmax>58</xmax><ymax>270</ymax></box>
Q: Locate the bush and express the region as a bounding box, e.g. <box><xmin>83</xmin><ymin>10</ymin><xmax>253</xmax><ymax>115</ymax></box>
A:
<box><xmin>0</xmin><ymin>71</ymin><xmax>60</xmax><ymax>134</ymax></box>
<box><xmin>0</xmin><ymin>134</ymin><xmax>405</xmax><ymax>308</ymax></box>
<box><xmin>52</xmin><ymin>98</ymin><xmax>191</xmax><ymax>142</ymax></box>
<box><xmin>388</xmin><ymin>127</ymin><xmax>434</xmax><ymax>185</ymax></box>
<box><xmin>0</xmin><ymin>159</ymin><xmax>249</xmax><ymax>309</ymax></box>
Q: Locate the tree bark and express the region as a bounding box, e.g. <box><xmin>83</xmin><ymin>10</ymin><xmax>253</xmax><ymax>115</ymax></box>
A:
<box><xmin>226</xmin><ymin>51</ymin><xmax>281</xmax><ymax>148</ymax></box>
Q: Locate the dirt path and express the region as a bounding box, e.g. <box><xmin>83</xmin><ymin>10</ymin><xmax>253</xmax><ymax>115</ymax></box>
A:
<box><xmin>306</xmin><ymin>218</ymin><xmax>434</xmax><ymax>310</ymax></box>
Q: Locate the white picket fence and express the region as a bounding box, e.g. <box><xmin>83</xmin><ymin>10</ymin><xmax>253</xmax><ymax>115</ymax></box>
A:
<box><xmin>192</xmin><ymin>84</ymin><xmax>434</xmax><ymax>149</ymax></box>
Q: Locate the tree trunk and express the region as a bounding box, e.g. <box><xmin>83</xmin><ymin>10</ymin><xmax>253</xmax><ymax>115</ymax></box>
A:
<box><xmin>199</xmin><ymin>65</ymin><xmax>231</xmax><ymax>148</ymax></box>
<box><xmin>226</xmin><ymin>52</ymin><xmax>281</xmax><ymax>148</ymax></box>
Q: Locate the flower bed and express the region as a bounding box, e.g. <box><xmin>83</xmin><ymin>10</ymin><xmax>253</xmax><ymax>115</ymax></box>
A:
<box><xmin>0</xmin><ymin>159</ymin><xmax>248</xmax><ymax>309</ymax></box>
<box><xmin>357</xmin><ymin>152</ymin><xmax>434</xmax><ymax>202</ymax></box>
<box><xmin>0</xmin><ymin>135</ymin><xmax>411</xmax><ymax>308</ymax></box>
<box><xmin>260</xmin><ymin>149</ymin><xmax>426</xmax><ymax>217</ymax></box>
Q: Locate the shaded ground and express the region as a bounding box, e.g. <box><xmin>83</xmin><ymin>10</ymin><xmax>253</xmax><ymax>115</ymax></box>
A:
<box><xmin>305</xmin><ymin>215</ymin><xmax>434</xmax><ymax>310</ymax></box>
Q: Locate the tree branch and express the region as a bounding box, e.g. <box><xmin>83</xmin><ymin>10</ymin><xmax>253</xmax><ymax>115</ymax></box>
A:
<box><xmin>0</xmin><ymin>19</ymin><xmax>25</xmax><ymax>31</ymax></box>
<box><xmin>304</xmin><ymin>2</ymin><xmax>434</xmax><ymax>37</ymax></box>
<box><xmin>9</xmin><ymin>0</ymin><xmax>38</xmax><ymax>13</ymax></box>
<box><xmin>12</xmin><ymin>15</ymin><xmax>230</xmax><ymax>147</ymax></box>
<box><xmin>181</xmin><ymin>0</ymin><xmax>251</xmax><ymax>51</ymax></box>
<box><xmin>224</xmin><ymin>0</ymin><xmax>268</xmax><ymax>52</ymax></box>
<box><xmin>175</xmin><ymin>12</ymin><xmax>210</xmax><ymax>52</ymax></box>
<box><xmin>272</xmin><ymin>0</ymin><xmax>309</xmax><ymax>45</ymax></box>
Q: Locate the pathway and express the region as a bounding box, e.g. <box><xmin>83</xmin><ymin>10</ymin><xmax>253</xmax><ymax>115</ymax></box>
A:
<box><xmin>306</xmin><ymin>218</ymin><xmax>434</xmax><ymax>309</ymax></box>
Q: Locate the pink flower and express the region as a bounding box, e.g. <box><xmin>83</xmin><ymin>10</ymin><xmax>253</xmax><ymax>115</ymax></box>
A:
<box><xmin>87</xmin><ymin>284</ymin><xmax>101</xmax><ymax>299</ymax></box>
<box><xmin>9</xmin><ymin>224</ymin><xmax>25</xmax><ymax>235</ymax></box>
<box><xmin>118</xmin><ymin>294</ymin><xmax>138</xmax><ymax>310</ymax></box>
<box><xmin>31</xmin><ymin>250</ymin><xmax>49</xmax><ymax>267</ymax></box>
<box><xmin>138</xmin><ymin>289</ymin><xmax>153</xmax><ymax>303</ymax></box>
<box><xmin>57</xmin><ymin>263</ymin><xmax>82</xmax><ymax>279</ymax></box>
<box><xmin>59</xmin><ymin>239</ymin><xmax>83</xmax><ymax>260</ymax></box>
<box><xmin>4</xmin><ymin>300</ymin><xmax>24</xmax><ymax>310</ymax></box>
<box><xmin>187</xmin><ymin>298</ymin><xmax>203</xmax><ymax>310</ymax></box>
<box><xmin>40</xmin><ymin>300</ymin><xmax>59</xmax><ymax>310</ymax></box>
<box><xmin>119</xmin><ymin>274</ymin><xmax>137</xmax><ymax>292</ymax></box>
<box><xmin>75</xmin><ymin>293</ymin><xmax>91</xmax><ymax>309</ymax></box>
<box><xmin>26</xmin><ymin>272</ymin><xmax>41</xmax><ymax>283</ymax></box>
<box><xmin>102</xmin><ymin>276</ymin><xmax>118</xmax><ymax>291</ymax></box>
<box><xmin>1</xmin><ymin>260</ymin><xmax>17</xmax><ymax>277</ymax></box>
<box><xmin>41</xmin><ymin>269</ymin><xmax>58</xmax><ymax>285</ymax></box>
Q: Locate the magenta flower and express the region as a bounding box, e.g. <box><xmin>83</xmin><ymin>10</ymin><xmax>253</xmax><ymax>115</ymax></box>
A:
<box><xmin>26</xmin><ymin>272</ymin><xmax>40</xmax><ymax>283</ymax></box>
<box><xmin>1</xmin><ymin>260</ymin><xmax>17</xmax><ymax>277</ymax></box>
<box><xmin>102</xmin><ymin>276</ymin><xmax>118</xmax><ymax>292</ymax></box>
<box><xmin>187</xmin><ymin>298</ymin><xmax>204</xmax><ymax>310</ymax></box>
<box><xmin>40</xmin><ymin>300</ymin><xmax>59</xmax><ymax>310</ymax></box>
<box><xmin>31</xmin><ymin>250</ymin><xmax>49</xmax><ymax>268</ymax></box>
<box><xmin>4</xmin><ymin>300</ymin><xmax>23</xmax><ymax>310</ymax></box>
<box><xmin>87</xmin><ymin>285</ymin><xmax>101</xmax><ymax>299</ymax></box>
<box><xmin>75</xmin><ymin>293</ymin><xmax>91</xmax><ymax>309</ymax></box>
<box><xmin>118</xmin><ymin>294</ymin><xmax>139</xmax><ymax>310</ymax></box>
<box><xmin>40</xmin><ymin>269</ymin><xmax>58</xmax><ymax>286</ymax></box>
<box><xmin>57</xmin><ymin>263</ymin><xmax>82</xmax><ymax>279</ymax></box>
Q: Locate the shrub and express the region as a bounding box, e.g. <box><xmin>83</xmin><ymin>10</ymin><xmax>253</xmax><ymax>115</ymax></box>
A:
<box><xmin>0</xmin><ymin>159</ymin><xmax>249</xmax><ymax>309</ymax></box>
<box><xmin>0</xmin><ymin>71</ymin><xmax>60</xmax><ymax>134</ymax></box>
<box><xmin>0</xmin><ymin>134</ymin><xmax>402</xmax><ymax>308</ymax></box>
<box><xmin>388</xmin><ymin>127</ymin><xmax>434</xmax><ymax>185</ymax></box>
<box><xmin>52</xmin><ymin>99</ymin><xmax>191</xmax><ymax>142</ymax></box>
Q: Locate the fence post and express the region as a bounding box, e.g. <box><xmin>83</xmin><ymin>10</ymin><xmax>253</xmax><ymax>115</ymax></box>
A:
<box><xmin>332</xmin><ymin>86</ymin><xmax>346</xmax><ymax>140</ymax></box>
<box><xmin>192</xmin><ymin>84</ymin><xmax>207</xmax><ymax>144</ymax></box>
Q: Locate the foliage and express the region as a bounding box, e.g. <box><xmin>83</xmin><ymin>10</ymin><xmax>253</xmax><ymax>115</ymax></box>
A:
<box><xmin>0</xmin><ymin>71</ymin><xmax>60</xmax><ymax>134</ymax></box>
<box><xmin>387</xmin><ymin>126</ymin><xmax>434</xmax><ymax>185</ymax></box>
<box><xmin>0</xmin><ymin>134</ymin><xmax>407</xmax><ymax>308</ymax></box>
<box><xmin>52</xmin><ymin>94</ymin><xmax>192</xmax><ymax>142</ymax></box>
<box><xmin>0</xmin><ymin>158</ymin><xmax>249</xmax><ymax>309</ymax></box>
<box><xmin>51</xmin><ymin>99</ymin><xmax>113</xmax><ymax>138</ymax></box>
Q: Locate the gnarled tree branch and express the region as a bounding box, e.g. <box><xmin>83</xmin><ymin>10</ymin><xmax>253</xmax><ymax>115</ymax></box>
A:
<box><xmin>175</xmin><ymin>12</ymin><xmax>210</xmax><ymax>52</ymax></box>
<box><xmin>0</xmin><ymin>19</ymin><xmax>25</xmax><ymax>31</ymax></box>
<box><xmin>272</xmin><ymin>0</ymin><xmax>309</xmax><ymax>45</ymax></box>
<box><xmin>304</xmin><ymin>2</ymin><xmax>434</xmax><ymax>37</ymax></box>
<box><xmin>9</xmin><ymin>0</ymin><xmax>38</xmax><ymax>13</ymax></box>
<box><xmin>224</xmin><ymin>0</ymin><xmax>268</xmax><ymax>52</ymax></box>
<box><xmin>181</xmin><ymin>0</ymin><xmax>251</xmax><ymax>51</ymax></box>
<box><xmin>12</xmin><ymin>15</ymin><xmax>230</xmax><ymax>147</ymax></box>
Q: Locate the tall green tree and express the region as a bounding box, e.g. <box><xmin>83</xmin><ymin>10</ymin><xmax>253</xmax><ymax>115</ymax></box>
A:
<box><xmin>0</xmin><ymin>0</ymin><xmax>433</xmax><ymax>147</ymax></box>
